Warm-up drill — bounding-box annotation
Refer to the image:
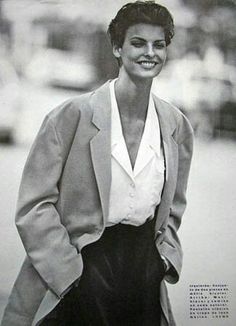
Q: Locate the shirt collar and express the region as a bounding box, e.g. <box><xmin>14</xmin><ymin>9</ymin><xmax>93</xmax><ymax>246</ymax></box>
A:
<box><xmin>109</xmin><ymin>78</ymin><xmax>161</xmax><ymax>157</ymax></box>
<box><xmin>143</xmin><ymin>94</ymin><xmax>161</xmax><ymax>157</ymax></box>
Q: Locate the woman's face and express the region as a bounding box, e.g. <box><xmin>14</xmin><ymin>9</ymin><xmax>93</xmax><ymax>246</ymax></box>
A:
<box><xmin>113</xmin><ymin>23</ymin><xmax>167</xmax><ymax>81</ymax></box>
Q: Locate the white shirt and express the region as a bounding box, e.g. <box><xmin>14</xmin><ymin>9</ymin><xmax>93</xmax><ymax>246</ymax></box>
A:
<box><xmin>107</xmin><ymin>79</ymin><xmax>165</xmax><ymax>226</ymax></box>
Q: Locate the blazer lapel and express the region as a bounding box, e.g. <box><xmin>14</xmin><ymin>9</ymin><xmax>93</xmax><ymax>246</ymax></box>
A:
<box><xmin>152</xmin><ymin>95</ymin><xmax>179</xmax><ymax>235</ymax></box>
<box><xmin>89</xmin><ymin>82</ymin><xmax>112</xmax><ymax>224</ymax></box>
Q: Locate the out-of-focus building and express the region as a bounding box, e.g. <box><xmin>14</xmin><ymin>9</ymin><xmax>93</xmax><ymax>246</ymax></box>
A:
<box><xmin>1</xmin><ymin>0</ymin><xmax>119</xmax><ymax>84</ymax></box>
<box><xmin>23</xmin><ymin>16</ymin><xmax>118</xmax><ymax>90</ymax></box>
<box><xmin>0</xmin><ymin>57</ymin><xmax>21</xmax><ymax>143</ymax></box>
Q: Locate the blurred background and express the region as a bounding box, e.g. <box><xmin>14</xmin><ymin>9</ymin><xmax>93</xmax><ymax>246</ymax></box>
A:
<box><xmin>0</xmin><ymin>0</ymin><xmax>236</xmax><ymax>325</ymax></box>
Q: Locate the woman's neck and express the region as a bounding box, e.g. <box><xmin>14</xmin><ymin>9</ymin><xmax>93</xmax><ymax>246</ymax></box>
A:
<box><xmin>114</xmin><ymin>73</ymin><xmax>153</xmax><ymax>121</ymax></box>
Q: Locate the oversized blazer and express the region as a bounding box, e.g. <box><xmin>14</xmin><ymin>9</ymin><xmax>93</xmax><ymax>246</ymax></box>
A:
<box><xmin>1</xmin><ymin>81</ymin><xmax>193</xmax><ymax>326</ymax></box>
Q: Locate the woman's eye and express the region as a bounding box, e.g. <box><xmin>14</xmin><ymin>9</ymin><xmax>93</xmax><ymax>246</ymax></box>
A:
<box><xmin>131</xmin><ymin>41</ymin><xmax>145</xmax><ymax>48</ymax></box>
<box><xmin>154</xmin><ymin>43</ymin><xmax>166</xmax><ymax>49</ymax></box>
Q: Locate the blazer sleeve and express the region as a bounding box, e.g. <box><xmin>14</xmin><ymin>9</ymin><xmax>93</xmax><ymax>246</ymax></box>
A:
<box><xmin>15</xmin><ymin>114</ymin><xmax>83</xmax><ymax>298</ymax></box>
<box><xmin>159</xmin><ymin>116</ymin><xmax>194</xmax><ymax>284</ymax></box>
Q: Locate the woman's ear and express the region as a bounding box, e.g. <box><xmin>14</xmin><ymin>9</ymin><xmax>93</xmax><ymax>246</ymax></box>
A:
<box><xmin>112</xmin><ymin>45</ymin><xmax>122</xmax><ymax>58</ymax></box>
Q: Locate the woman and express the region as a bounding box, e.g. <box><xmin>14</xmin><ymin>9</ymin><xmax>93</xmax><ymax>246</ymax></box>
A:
<box><xmin>1</xmin><ymin>1</ymin><xmax>193</xmax><ymax>326</ymax></box>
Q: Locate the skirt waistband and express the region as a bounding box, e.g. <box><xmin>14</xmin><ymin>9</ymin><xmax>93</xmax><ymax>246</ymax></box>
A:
<box><xmin>103</xmin><ymin>216</ymin><xmax>156</xmax><ymax>237</ymax></box>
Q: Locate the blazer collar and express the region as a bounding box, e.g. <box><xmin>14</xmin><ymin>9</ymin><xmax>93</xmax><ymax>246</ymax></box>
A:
<box><xmin>90</xmin><ymin>81</ymin><xmax>111</xmax><ymax>130</ymax></box>
<box><xmin>152</xmin><ymin>94</ymin><xmax>177</xmax><ymax>143</ymax></box>
<box><xmin>90</xmin><ymin>81</ymin><xmax>177</xmax><ymax>138</ymax></box>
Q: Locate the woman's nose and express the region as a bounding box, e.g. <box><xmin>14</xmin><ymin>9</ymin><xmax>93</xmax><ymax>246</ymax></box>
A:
<box><xmin>145</xmin><ymin>44</ymin><xmax>155</xmax><ymax>57</ymax></box>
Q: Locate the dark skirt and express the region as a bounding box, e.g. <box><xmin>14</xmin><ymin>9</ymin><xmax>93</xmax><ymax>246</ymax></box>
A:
<box><xmin>41</xmin><ymin>218</ymin><xmax>165</xmax><ymax>326</ymax></box>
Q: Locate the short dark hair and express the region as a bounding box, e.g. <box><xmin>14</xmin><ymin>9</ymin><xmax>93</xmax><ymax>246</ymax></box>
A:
<box><xmin>108</xmin><ymin>1</ymin><xmax>174</xmax><ymax>47</ymax></box>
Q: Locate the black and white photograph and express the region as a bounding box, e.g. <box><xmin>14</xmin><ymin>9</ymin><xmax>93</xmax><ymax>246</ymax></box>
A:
<box><xmin>0</xmin><ymin>1</ymin><xmax>236</xmax><ymax>325</ymax></box>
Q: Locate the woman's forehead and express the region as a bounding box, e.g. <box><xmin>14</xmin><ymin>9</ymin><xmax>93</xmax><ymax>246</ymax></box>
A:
<box><xmin>125</xmin><ymin>23</ymin><xmax>165</xmax><ymax>41</ymax></box>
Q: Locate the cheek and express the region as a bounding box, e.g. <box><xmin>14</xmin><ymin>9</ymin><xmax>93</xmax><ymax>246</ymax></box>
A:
<box><xmin>123</xmin><ymin>45</ymin><xmax>142</xmax><ymax>58</ymax></box>
<box><xmin>161</xmin><ymin>50</ymin><xmax>167</xmax><ymax>62</ymax></box>
<box><xmin>123</xmin><ymin>53</ymin><xmax>138</xmax><ymax>66</ymax></box>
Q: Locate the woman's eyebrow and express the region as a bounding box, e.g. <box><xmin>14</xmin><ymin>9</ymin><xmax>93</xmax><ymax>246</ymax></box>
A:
<box><xmin>130</xmin><ymin>36</ymin><xmax>146</xmax><ymax>41</ymax></box>
<box><xmin>130</xmin><ymin>36</ymin><xmax>165</xmax><ymax>42</ymax></box>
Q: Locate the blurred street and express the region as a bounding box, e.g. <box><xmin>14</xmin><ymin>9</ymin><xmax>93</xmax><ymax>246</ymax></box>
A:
<box><xmin>0</xmin><ymin>82</ymin><xmax>236</xmax><ymax>324</ymax></box>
